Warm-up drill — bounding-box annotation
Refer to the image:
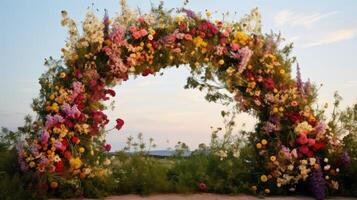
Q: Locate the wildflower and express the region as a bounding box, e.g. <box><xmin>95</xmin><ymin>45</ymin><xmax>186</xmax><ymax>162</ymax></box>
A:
<box><xmin>256</xmin><ymin>143</ymin><xmax>262</xmax><ymax>149</ymax></box>
<box><xmin>60</xmin><ymin>72</ymin><xmax>66</xmax><ymax>79</ymax></box>
<box><xmin>218</xmin><ymin>59</ymin><xmax>225</xmax><ymax>65</ymax></box>
<box><xmin>270</xmin><ymin>156</ymin><xmax>276</xmax><ymax>162</ymax></box>
<box><xmin>104</xmin><ymin>144</ymin><xmax>111</xmax><ymax>152</ymax></box>
<box><xmin>50</xmin><ymin>181</ymin><xmax>59</xmax><ymax>189</ymax></box>
<box><xmin>198</xmin><ymin>182</ymin><xmax>207</xmax><ymax>190</ymax></box>
<box><xmin>261</xmin><ymin>139</ymin><xmax>268</xmax><ymax>145</ymax></box>
<box><xmin>115</xmin><ymin>118</ymin><xmax>125</xmax><ymax>130</ymax></box>
<box><xmin>261</xmin><ymin>175</ymin><xmax>268</xmax><ymax>182</ymax></box>
<box><xmin>79</xmin><ymin>147</ymin><xmax>85</xmax><ymax>153</ymax></box>
<box><xmin>69</xmin><ymin>157</ymin><xmax>82</xmax><ymax>170</ymax></box>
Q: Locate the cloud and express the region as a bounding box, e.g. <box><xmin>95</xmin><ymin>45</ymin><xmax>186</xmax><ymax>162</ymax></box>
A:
<box><xmin>274</xmin><ymin>10</ymin><xmax>339</xmax><ymax>28</ymax></box>
<box><xmin>304</xmin><ymin>29</ymin><xmax>356</xmax><ymax>47</ymax></box>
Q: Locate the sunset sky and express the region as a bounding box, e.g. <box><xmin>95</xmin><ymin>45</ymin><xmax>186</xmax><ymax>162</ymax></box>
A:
<box><xmin>1</xmin><ymin>0</ymin><xmax>356</xmax><ymax>150</ymax></box>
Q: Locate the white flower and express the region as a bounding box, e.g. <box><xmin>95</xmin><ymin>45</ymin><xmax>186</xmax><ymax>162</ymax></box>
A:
<box><xmin>216</xmin><ymin>149</ymin><xmax>228</xmax><ymax>160</ymax></box>
<box><xmin>288</xmin><ymin>164</ymin><xmax>294</xmax><ymax>171</ymax></box>
<box><xmin>103</xmin><ymin>158</ymin><xmax>111</xmax><ymax>166</ymax></box>
<box><xmin>233</xmin><ymin>149</ymin><xmax>241</xmax><ymax>158</ymax></box>
<box><xmin>324</xmin><ymin>158</ymin><xmax>329</xmax><ymax>163</ymax></box>
<box><xmin>309</xmin><ymin>157</ymin><xmax>316</xmax><ymax>166</ymax></box>
<box><xmin>324</xmin><ymin>165</ymin><xmax>331</xmax><ymax>171</ymax></box>
<box><xmin>294</xmin><ymin>121</ymin><xmax>313</xmax><ymax>135</ymax></box>
<box><xmin>336</xmin><ymin>168</ymin><xmax>340</xmax><ymax>173</ymax></box>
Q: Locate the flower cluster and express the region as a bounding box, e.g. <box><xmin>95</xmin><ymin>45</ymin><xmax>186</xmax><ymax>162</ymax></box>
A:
<box><xmin>19</xmin><ymin>2</ymin><xmax>343</xmax><ymax>197</ymax></box>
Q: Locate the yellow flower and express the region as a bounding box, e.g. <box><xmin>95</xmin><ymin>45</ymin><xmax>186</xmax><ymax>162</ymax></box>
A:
<box><xmin>256</xmin><ymin>143</ymin><xmax>262</xmax><ymax>149</ymax></box>
<box><xmin>270</xmin><ymin>156</ymin><xmax>276</xmax><ymax>162</ymax></box>
<box><xmin>51</xmin><ymin>103</ymin><xmax>59</xmax><ymax>113</ymax></box>
<box><xmin>205</xmin><ymin>11</ymin><xmax>212</xmax><ymax>17</ymax></box>
<box><xmin>69</xmin><ymin>157</ymin><xmax>82</xmax><ymax>170</ymax></box>
<box><xmin>261</xmin><ymin>139</ymin><xmax>268</xmax><ymax>145</ymax></box>
<box><xmin>218</xmin><ymin>59</ymin><xmax>225</xmax><ymax>65</ymax></box>
<box><xmin>49</xmin><ymin>94</ymin><xmax>55</xmax><ymax>100</ymax></box>
<box><xmin>279</xmin><ymin>69</ymin><xmax>285</xmax><ymax>75</ymax></box>
<box><xmin>234</xmin><ymin>31</ymin><xmax>249</xmax><ymax>45</ymax></box>
<box><xmin>29</xmin><ymin>161</ymin><xmax>36</xmax><ymax>168</ymax></box>
<box><xmin>60</xmin><ymin>72</ymin><xmax>66</xmax><ymax>79</ymax></box>
<box><xmin>272</xmin><ymin>107</ymin><xmax>279</xmax><ymax>113</ymax></box>
<box><xmin>273</xmin><ymin>88</ymin><xmax>278</xmax><ymax>93</ymax></box>
<box><xmin>279</xmin><ymin>107</ymin><xmax>284</xmax><ymax>112</ymax></box>
<box><xmin>50</xmin><ymin>181</ymin><xmax>58</xmax><ymax>189</ymax></box>
<box><xmin>193</xmin><ymin>36</ymin><xmax>207</xmax><ymax>48</ymax></box>
<box><xmin>79</xmin><ymin>147</ymin><xmax>85</xmax><ymax>153</ymax></box>
<box><xmin>260</xmin><ymin>175</ymin><xmax>268</xmax><ymax>182</ymax></box>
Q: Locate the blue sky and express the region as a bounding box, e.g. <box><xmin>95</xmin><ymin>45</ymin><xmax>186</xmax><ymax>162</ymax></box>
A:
<box><xmin>1</xmin><ymin>0</ymin><xmax>356</xmax><ymax>150</ymax></box>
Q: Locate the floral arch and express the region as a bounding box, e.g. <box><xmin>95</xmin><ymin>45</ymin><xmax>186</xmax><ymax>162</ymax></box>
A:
<box><xmin>18</xmin><ymin>1</ymin><xmax>341</xmax><ymax>197</ymax></box>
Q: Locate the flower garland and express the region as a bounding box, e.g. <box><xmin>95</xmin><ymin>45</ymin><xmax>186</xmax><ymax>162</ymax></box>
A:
<box><xmin>18</xmin><ymin>1</ymin><xmax>343</xmax><ymax>197</ymax></box>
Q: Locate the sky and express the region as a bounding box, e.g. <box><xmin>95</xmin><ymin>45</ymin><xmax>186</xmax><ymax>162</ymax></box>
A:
<box><xmin>0</xmin><ymin>0</ymin><xmax>357</xmax><ymax>151</ymax></box>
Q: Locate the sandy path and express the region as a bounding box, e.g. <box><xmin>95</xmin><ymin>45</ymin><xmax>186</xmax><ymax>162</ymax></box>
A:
<box><xmin>90</xmin><ymin>194</ymin><xmax>356</xmax><ymax>200</ymax></box>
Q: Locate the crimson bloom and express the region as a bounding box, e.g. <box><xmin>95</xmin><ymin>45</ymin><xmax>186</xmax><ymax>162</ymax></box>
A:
<box><xmin>104</xmin><ymin>144</ymin><xmax>112</xmax><ymax>152</ymax></box>
<box><xmin>115</xmin><ymin>118</ymin><xmax>125</xmax><ymax>130</ymax></box>
<box><xmin>198</xmin><ymin>182</ymin><xmax>207</xmax><ymax>190</ymax></box>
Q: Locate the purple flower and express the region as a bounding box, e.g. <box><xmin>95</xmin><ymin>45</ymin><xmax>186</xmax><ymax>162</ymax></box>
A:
<box><xmin>181</xmin><ymin>8</ymin><xmax>197</xmax><ymax>19</ymax></box>
<box><xmin>340</xmin><ymin>151</ymin><xmax>351</xmax><ymax>167</ymax></box>
<box><xmin>45</xmin><ymin>114</ymin><xmax>64</xmax><ymax>129</ymax></box>
<box><xmin>309</xmin><ymin>159</ymin><xmax>326</xmax><ymax>200</ymax></box>
<box><xmin>296</xmin><ymin>63</ymin><xmax>303</xmax><ymax>94</ymax></box>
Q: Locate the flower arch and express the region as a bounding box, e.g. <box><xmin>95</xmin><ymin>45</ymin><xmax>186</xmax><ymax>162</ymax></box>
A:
<box><xmin>18</xmin><ymin>2</ymin><xmax>341</xmax><ymax>196</ymax></box>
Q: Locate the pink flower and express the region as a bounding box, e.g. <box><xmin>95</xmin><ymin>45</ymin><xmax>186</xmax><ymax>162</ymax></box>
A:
<box><xmin>308</xmin><ymin>138</ymin><xmax>316</xmax><ymax>146</ymax></box>
<box><xmin>115</xmin><ymin>118</ymin><xmax>125</xmax><ymax>130</ymax></box>
<box><xmin>296</xmin><ymin>134</ymin><xmax>308</xmax><ymax>145</ymax></box>
<box><xmin>140</xmin><ymin>29</ymin><xmax>148</xmax><ymax>37</ymax></box>
<box><xmin>132</xmin><ymin>31</ymin><xmax>142</xmax><ymax>39</ymax></box>
<box><xmin>104</xmin><ymin>144</ymin><xmax>112</xmax><ymax>152</ymax></box>
<box><xmin>184</xmin><ymin>34</ymin><xmax>192</xmax><ymax>40</ymax></box>
<box><xmin>137</xmin><ymin>16</ymin><xmax>145</xmax><ymax>23</ymax></box>
<box><xmin>291</xmin><ymin>148</ymin><xmax>298</xmax><ymax>158</ymax></box>
<box><xmin>263</xmin><ymin>78</ymin><xmax>276</xmax><ymax>90</ymax></box>
<box><xmin>45</xmin><ymin>114</ymin><xmax>64</xmax><ymax>129</ymax></box>
<box><xmin>40</xmin><ymin>129</ymin><xmax>50</xmax><ymax>145</ymax></box>
<box><xmin>198</xmin><ymin>182</ymin><xmax>207</xmax><ymax>190</ymax></box>
<box><xmin>62</xmin><ymin>103</ymin><xmax>81</xmax><ymax>119</ymax></box>
<box><xmin>129</xmin><ymin>25</ymin><xmax>136</xmax><ymax>33</ymax></box>
<box><xmin>230</xmin><ymin>42</ymin><xmax>240</xmax><ymax>51</ymax></box>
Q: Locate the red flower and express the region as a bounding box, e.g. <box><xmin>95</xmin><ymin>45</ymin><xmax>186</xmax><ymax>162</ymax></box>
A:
<box><xmin>116</xmin><ymin>118</ymin><xmax>124</xmax><ymax>130</ymax></box>
<box><xmin>298</xmin><ymin>145</ymin><xmax>309</xmax><ymax>155</ymax></box>
<box><xmin>263</xmin><ymin>78</ymin><xmax>275</xmax><ymax>90</ymax></box>
<box><xmin>296</xmin><ymin>134</ymin><xmax>308</xmax><ymax>145</ymax></box>
<box><xmin>105</xmin><ymin>89</ymin><xmax>116</xmax><ymax>97</ymax></box>
<box><xmin>312</xmin><ymin>143</ymin><xmax>326</xmax><ymax>151</ymax></box>
<box><xmin>198</xmin><ymin>182</ymin><xmax>207</xmax><ymax>190</ymax></box>
<box><xmin>71</xmin><ymin>137</ymin><xmax>80</xmax><ymax>144</ymax></box>
<box><xmin>285</xmin><ymin>112</ymin><xmax>303</xmax><ymax>124</ymax></box>
<box><xmin>64</xmin><ymin>151</ymin><xmax>72</xmax><ymax>159</ymax></box>
<box><xmin>142</xmin><ymin>68</ymin><xmax>153</xmax><ymax>76</ymax></box>
<box><xmin>104</xmin><ymin>144</ymin><xmax>112</xmax><ymax>152</ymax></box>
<box><xmin>55</xmin><ymin>160</ymin><xmax>64</xmax><ymax>172</ymax></box>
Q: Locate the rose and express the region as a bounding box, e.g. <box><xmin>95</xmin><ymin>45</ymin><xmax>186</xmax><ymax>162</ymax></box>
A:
<box><xmin>115</xmin><ymin>118</ymin><xmax>125</xmax><ymax>130</ymax></box>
